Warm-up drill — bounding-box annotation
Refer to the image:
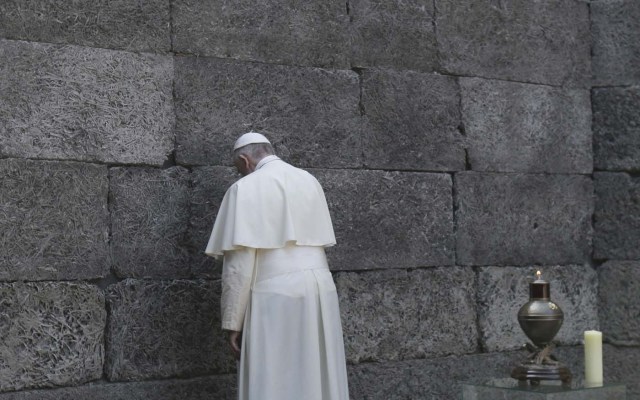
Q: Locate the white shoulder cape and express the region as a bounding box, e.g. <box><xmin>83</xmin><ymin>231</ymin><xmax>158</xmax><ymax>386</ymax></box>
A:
<box><xmin>205</xmin><ymin>160</ymin><xmax>336</xmax><ymax>257</ymax></box>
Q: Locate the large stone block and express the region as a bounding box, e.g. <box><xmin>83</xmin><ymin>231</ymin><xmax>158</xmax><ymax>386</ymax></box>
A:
<box><xmin>314</xmin><ymin>169</ymin><xmax>454</xmax><ymax>270</ymax></box>
<box><xmin>349</xmin><ymin>0</ymin><xmax>438</xmax><ymax>72</ymax></box>
<box><xmin>477</xmin><ymin>265</ymin><xmax>598</xmax><ymax>352</ymax></box>
<box><xmin>591</xmin><ymin>1</ymin><xmax>640</xmax><ymax>86</ymax></box>
<box><xmin>594</xmin><ymin>173</ymin><xmax>640</xmax><ymax>260</ymax></box>
<box><xmin>604</xmin><ymin>345</ymin><xmax>640</xmax><ymax>399</ymax></box>
<box><xmin>174</xmin><ymin>56</ymin><xmax>362</xmax><ymax>168</ymax></box>
<box><xmin>593</xmin><ymin>86</ymin><xmax>640</xmax><ymax>171</ymax></box>
<box><xmin>195</xmin><ymin>168</ymin><xmax>453</xmax><ymax>273</ymax></box>
<box><xmin>455</xmin><ymin>172</ymin><xmax>593</xmax><ymax>266</ymax></box>
<box><xmin>0</xmin><ymin>40</ymin><xmax>174</xmax><ymax>165</ymax></box>
<box><xmin>0</xmin><ymin>375</ymin><xmax>236</xmax><ymax>400</ymax></box>
<box><xmin>172</xmin><ymin>0</ymin><xmax>349</xmax><ymax>68</ymax></box>
<box><xmin>335</xmin><ymin>267</ymin><xmax>477</xmax><ymax>363</ymax></box>
<box><xmin>436</xmin><ymin>0</ymin><xmax>591</xmax><ymax>87</ymax></box>
<box><xmin>189</xmin><ymin>167</ymin><xmax>241</xmax><ymax>277</ymax></box>
<box><xmin>0</xmin><ymin>0</ymin><xmax>170</xmax><ymax>53</ymax></box>
<box><xmin>0</xmin><ymin>159</ymin><xmax>109</xmax><ymax>280</ymax></box>
<box><xmin>0</xmin><ymin>282</ymin><xmax>105</xmax><ymax>392</ymax></box>
<box><xmin>105</xmin><ymin>279</ymin><xmax>234</xmax><ymax>381</ymax></box>
<box><xmin>362</xmin><ymin>69</ymin><xmax>464</xmax><ymax>171</ymax></box>
<box><xmin>598</xmin><ymin>261</ymin><xmax>640</xmax><ymax>345</ymax></box>
<box><xmin>348</xmin><ymin>351</ymin><xmax>521</xmax><ymax>400</ymax></box>
<box><xmin>110</xmin><ymin>167</ymin><xmax>192</xmax><ymax>278</ymax></box>
<box><xmin>461</xmin><ymin>78</ymin><xmax>592</xmax><ymax>173</ymax></box>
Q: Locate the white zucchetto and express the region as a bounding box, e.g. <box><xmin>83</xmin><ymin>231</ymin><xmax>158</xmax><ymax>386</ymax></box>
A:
<box><xmin>233</xmin><ymin>132</ymin><xmax>271</xmax><ymax>150</ymax></box>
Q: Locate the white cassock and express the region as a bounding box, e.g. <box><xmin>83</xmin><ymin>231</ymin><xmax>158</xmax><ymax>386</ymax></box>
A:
<box><xmin>205</xmin><ymin>155</ymin><xmax>349</xmax><ymax>400</ymax></box>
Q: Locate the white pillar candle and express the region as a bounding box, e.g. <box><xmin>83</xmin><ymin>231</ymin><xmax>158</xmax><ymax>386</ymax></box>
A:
<box><xmin>584</xmin><ymin>330</ymin><xmax>603</xmax><ymax>386</ymax></box>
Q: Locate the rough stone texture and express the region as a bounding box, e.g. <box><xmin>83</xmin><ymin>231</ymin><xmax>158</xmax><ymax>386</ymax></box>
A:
<box><xmin>190</xmin><ymin>165</ymin><xmax>449</xmax><ymax>275</ymax></box>
<box><xmin>315</xmin><ymin>169</ymin><xmax>454</xmax><ymax>270</ymax></box>
<box><xmin>110</xmin><ymin>167</ymin><xmax>192</xmax><ymax>279</ymax></box>
<box><xmin>189</xmin><ymin>167</ymin><xmax>241</xmax><ymax>277</ymax></box>
<box><xmin>362</xmin><ymin>69</ymin><xmax>464</xmax><ymax>171</ymax></box>
<box><xmin>0</xmin><ymin>0</ymin><xmax>170</xmax><ymax>53</ymax></box>
<box><xmin>598</xmin><ymin>261</ymin><xmax>640</xmax><ymax>346</ymax></box>
<box><xmin>456</xmin><ymin>173</ymin><xmax>594</xmax><ymax>266</ymax></box>
<box><xmin>604</xmin><ymin>345</ymin><xmax>640</xmax><ymax>399</ymax></box>
<box><xmin>0</xmin><ymin>159</ymin><xmax>109</xmax><ymax>281</ymax></box>
<box><xmin>0</xmin><ymin>282</ymin><xmax>105</xmax><ymax>392</ymax></box>
<box><xmin>105</xmin><ymin>279</ymin><xmax>234</xmax><ymax>381</ymax></box>
<box><xmin>348</xmin><ymin>351</ymin><xmax>521</xmax><ymax>400</ymax></box>
<box><xmin>0</xmin><ymin>375</ymin><xmax>236</xmax><ymax>400</ymax></box>
<box><xmin>349</xmin><ymin>0</ymin><xmax>438</xmax><ymax>72</ymax></box>
<box><xmin>174</xmin><ymin>56</ymin><xmax>362</xmax><ymax>168</ymax></box>
<box><xmin>0</xmin><ymin>39</ymin><xmax>174</xmax><ymax>165</ymax></box>
<box><xmin>591</xmin><ymin>1</ymin><xmax>640</xmax><ymax>87</ymax></box>
<box><xmin>461</xmin><ymin>77</ymin><xmax>592</xmax><ymax>173</ymax></box>
<box><xmin>477</xmin><ymin>265</ymin><xmax>598</xmax><ymax>352</ymax></box>
<box><xmin>172</xmin><ymin>0</ymin><xmax>349</xmax><ymax>68</ymax></box>
<box><xmin>593</xmin><ymin>86</ymin><xmax>640</xmax><ymax>171</ymax></box>
<box><xmin>437</xmin><ymin>0</ymin><xmax>591</xmax><ymax>87</ymax></box>
<box><xmin>594</xmin><ymin>173</ymin><xmax>640</xmax><ymax>260</ymax></box>
<box><xmin>336</xmin><ymin>267</ymin><xmax>477</xmax><ymax>363</ymax></box>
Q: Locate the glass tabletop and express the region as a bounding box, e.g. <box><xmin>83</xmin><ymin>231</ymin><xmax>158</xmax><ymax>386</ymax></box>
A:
<box><xmin>462</xmin><ymin>378</ymin><xmax>625</xmax><ymax>393</ymax></box>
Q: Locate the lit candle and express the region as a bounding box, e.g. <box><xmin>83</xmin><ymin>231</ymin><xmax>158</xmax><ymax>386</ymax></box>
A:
<box><xmin>530</xmin><ymin>270</ymin><xmax>549</xmax><ymax>299</ymax></box>
<box><xmin>584</xmin><ymin>330</ymin><xmax>603</xmax><ymax>386</ymax></box>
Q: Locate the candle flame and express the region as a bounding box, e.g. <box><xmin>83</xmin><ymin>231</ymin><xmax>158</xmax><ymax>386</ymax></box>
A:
<box><xmin>536</xmin><ymin>270</ymin><xmax>542</xmax><ymax>280</ymax></box>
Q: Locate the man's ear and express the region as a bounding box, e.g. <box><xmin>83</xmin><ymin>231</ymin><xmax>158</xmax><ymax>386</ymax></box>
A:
<box><xmin>239</xmin><ymin>155</ymin><xmax>250</xmax><ymax>170</ymax></box>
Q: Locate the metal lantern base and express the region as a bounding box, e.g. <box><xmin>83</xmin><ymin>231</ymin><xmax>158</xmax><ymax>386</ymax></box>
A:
<box><xmin>511</xmin><ymin>343</ymin><xmax>572</xmax><ymax>386</ymax></box>
<box><xmin>511</xmin><ymin>363</ymin><xmax>572</xmax><ymax>386</ymax></box>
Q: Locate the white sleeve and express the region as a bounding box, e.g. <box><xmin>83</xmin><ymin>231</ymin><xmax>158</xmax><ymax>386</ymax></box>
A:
<box><xmin>220</xmin><ymin>246</ymin><xmax>256</xmax><ymax>332</ymax></box>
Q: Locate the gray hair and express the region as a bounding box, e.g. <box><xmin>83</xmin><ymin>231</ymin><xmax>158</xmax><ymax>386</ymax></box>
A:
<box><xmin>233</xmin><ymin>142</ymin><xmax>275</xmax><ymax>162</ymax></box>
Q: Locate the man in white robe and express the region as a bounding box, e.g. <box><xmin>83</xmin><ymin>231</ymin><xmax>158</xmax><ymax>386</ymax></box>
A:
<box><xmin>205</xmin><ymin>132</ymin><xmax>349</xmax><ymax>400</ymax></box>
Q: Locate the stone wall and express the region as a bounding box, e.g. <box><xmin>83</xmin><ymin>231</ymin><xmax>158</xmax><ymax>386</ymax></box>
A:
<box><xmin>0</xmin><ymin>1</ymin><xmax>638</xmax><ymax>399</ymax></box>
